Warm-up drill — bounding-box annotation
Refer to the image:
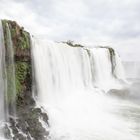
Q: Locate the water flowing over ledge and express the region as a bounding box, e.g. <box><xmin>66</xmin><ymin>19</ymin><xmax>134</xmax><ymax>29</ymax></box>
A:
<box><xmin>0</xmin><ymin>20</ymin><xmax>140</xmax><ymax>140</ymax></box>
<box><xmin>33</xmin><ymin>39</ymin><xmax>126</xmax><ymax>95</ymax></box>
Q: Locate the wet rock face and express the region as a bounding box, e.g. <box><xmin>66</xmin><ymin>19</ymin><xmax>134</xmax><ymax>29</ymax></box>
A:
<box><xmin>2</xmin><ymin>20</ymin><xmax>49</xmax><ymax>140</ymax></box>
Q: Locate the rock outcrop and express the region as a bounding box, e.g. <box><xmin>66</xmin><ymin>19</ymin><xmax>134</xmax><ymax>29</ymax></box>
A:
<box><xmin>2</xmin><ymin>20</ymin><xmax>49</xmax><ymax>140</ymax></box>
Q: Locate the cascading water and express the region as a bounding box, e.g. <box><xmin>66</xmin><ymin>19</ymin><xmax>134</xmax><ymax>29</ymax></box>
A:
<box><xmin>0</xmin><ymin>20</ymin><xmax>17</xmax><ymax>139</ymax></box>
<box><xmin>0</xmin><ymin>19</ymin><xmax>140</xmax><ymax>140</ymax></box>
<box><xmin>4</xmin><ymin>23</ymin><xmax>16</xmax><ymax>118</ymax></box>
<box><xmin>33</xmin><ymin>38</ymin><xmax>140</xmax><ymax>140</ymax></box>
<box><xmin>33</xmin><ymin>39</ymin><xmax>93</xmax><ymax>103</ymax></box>
<box><xmin>87</xmin><ymin>48</ymin><xmax>125</xmax><ymax>91</ymax></box>
<box><xmin>0</xmin><ymin>20</ymin><xmax>6</xmax><ymax>139</ymax></box>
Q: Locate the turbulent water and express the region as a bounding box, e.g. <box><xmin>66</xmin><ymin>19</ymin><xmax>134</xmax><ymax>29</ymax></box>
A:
<box><xmin>33</xmin><ymin>39</ymin><xmax>140</xmax><ymax>140</ymax></box>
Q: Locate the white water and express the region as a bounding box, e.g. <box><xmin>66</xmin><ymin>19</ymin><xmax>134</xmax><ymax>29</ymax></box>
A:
<box><xmin>114</xmin><ymin>52</ymin><xmax>126</xmax><ymax>80</ymax></box>
<box><xmin>33</xmin><ymin>39</ymin><xmax>140</xmax><ymax>140</ymax></box>
<box><xmin>88</xmin><ymin>48</ymin><xmax>125</xmax><ymax>91</ymax></box>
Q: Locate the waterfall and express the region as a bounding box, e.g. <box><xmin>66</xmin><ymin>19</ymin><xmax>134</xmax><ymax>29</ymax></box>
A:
<box><xmin>0</xmin><ymin>21</ymin><xmax>16</xmax><ymax>139</ymax></box>
<box><xmin>33</xmin><ymin>39</ymin><xmax>93</xmax><ymax>104</ymax></box>
<box><xmin>0</xmin><ymin>19</ymin><xmax>139</xmax><ymax>140</ymax></box>
<box><xmin>33</xmin><ymin>38</ymin><xmax>139</xmax><ymax>140</ymax></box>
<box><xmin>33</xmin><ymin>39</ymin><xmax>125</xmax><ymax>103</ymax></box>
<box><xmin>0</xmin><ymin>20</ymin><xmax>5</xmax><ymax>138</ymax></box>
<box><xmin>113</xmin><ymin>52</ymin><xmax>126</xmax><ymax>80</ymax></box>
<box><xmin>4</xmin><ymin>23</ymin><xmax>16</xmax><ymax>118</ymax></box>
<box><xmin>87</xmin><ymin>48</ymin><xmax>125</xmax><ymax>91</ymax></box>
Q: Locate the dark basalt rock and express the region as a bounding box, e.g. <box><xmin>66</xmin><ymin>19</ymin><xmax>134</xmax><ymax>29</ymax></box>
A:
<box><xmin>6</xmin><ymin>105</ymin><xmax>49</xmax><ymax>140</ymax></box>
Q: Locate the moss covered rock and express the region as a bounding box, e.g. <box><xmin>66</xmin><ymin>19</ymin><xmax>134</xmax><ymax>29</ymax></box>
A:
<box><xmin>2</xmin><ymin>19</ymin><xmax>49</xmax><ymax>140</ymax></box>
<box><xmin>2</xmin><ymin>19</ymin><xmax>32</xmax><ymax>99</ymax></box>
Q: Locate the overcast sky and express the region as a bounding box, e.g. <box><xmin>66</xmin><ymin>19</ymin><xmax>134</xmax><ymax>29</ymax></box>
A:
<box><xmin>0</xmin><ymin>0</ymin><xmax>140</xmax><ymax>61</ymax></box>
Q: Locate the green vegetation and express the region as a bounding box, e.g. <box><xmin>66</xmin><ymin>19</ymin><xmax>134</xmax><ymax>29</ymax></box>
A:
<box><xmin>15</xmin><ymin>62</ymin><xmax>30</xmax><ymax>95</ymax></box>
<box><xmin>1</xmin><ymin>19</ymin><xmax>32</xmax><ymax>103</ymax></box>
<box><xmin>2</xmin><ymin>19</ymin><xmax>30</xmax><ymax>50</ymax></box>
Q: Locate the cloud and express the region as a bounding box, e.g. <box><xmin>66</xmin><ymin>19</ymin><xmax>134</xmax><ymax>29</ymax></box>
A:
<box><xmin>0</xmin><ymin>0</ymin><xmax>140</xmax><ymax>61</ymax></box>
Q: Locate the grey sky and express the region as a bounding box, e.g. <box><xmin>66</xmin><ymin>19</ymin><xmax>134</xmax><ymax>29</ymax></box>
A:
<box><xmin>0</xmin><ymin>0</ymin><xmax>140</xmax><ymax>61</ymax></box>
